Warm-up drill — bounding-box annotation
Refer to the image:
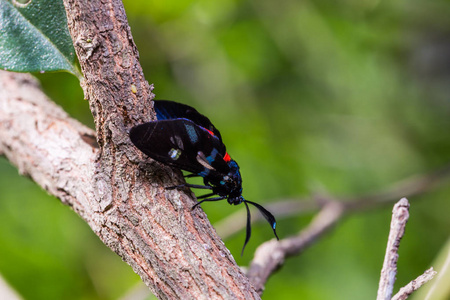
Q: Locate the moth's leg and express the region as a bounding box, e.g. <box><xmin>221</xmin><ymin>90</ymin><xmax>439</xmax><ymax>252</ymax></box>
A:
<box><xmin>196</xmin><ymin>193</ymin><xmax>216</xmax><ymax>200</ymax></box>
<box><xmin>166</xmin><ymin>183</ymin><xmax>213</xmax><ymax>190</ymax></box>
<box><xmin>184</xmin><ymin>173</ymin><xmax>200</xmax><ymax>178</ymax></box>
<box><xmin>192</xmin><ymin>196</ymin><xmax>226</xmax><ymax>210</ymax></box>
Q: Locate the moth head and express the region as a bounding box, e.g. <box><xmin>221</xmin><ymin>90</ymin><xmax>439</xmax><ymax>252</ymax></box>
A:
<box><xmin>222</xmin><ymin>160</ymin><xmax>243</xmax><ymax>198</ymax></box>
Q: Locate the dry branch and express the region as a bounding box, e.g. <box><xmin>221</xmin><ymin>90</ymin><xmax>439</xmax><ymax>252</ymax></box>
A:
<box><xmin>377</xmin><ymin>198</ymin><xmax>410</xmax><ymax>300</ymax></box>
<box><xmin>374</xmin><ymin>198</ymin><xmax>437</xmax><ymax>300</ymax></box>
<box><xmin>391</xmin><ymin>267</ymin><xmax>437</xmax><ymax>300</ymax></box>
<box><xmin>246</xmin><ymin>200</ymin><xmax>345</xmax><ymax>293</ymax></box>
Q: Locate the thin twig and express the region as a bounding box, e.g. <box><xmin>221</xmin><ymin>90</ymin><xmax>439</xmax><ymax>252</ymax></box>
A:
<box><xmin>246</xmin><ymin>200</ymin><xmax>345</xmax><ymax>294</ymax></box>
<box><xmin>377</xmin><ymin>198</ymin><xmax>410</xmax><ymax>300</ymax></box>
<box><xmin>391</xmin><ymin>267</ymin><xmax>437</xmax><ymax>300</ymax></box>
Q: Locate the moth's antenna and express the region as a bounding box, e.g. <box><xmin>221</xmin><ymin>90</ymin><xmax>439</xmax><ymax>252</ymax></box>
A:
<box><xmin>241</xmin><ymin>201</ymin><xmax>252</xmax><ymax>256</ymax></box>
<box><xmin>246</xmin><ymin>200</ymin><xmax>279</xmax><ymax>240</ymax></box>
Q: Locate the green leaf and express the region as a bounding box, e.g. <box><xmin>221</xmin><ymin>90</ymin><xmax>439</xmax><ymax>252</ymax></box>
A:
<box><xmin>0</xmin><ymin>0</ymin><xmax>79</xmax><ymax>76</ymax></box>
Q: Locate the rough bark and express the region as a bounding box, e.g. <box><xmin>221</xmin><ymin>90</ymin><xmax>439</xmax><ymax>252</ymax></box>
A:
<box><xmin>0</xmin><ymin>0</ymin><xmax>260</xmax><ymax>298</ymax></box>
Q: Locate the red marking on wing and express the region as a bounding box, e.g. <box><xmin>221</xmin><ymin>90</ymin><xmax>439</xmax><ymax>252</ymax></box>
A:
<box><xmin>223</xmin><ymin>152</ymin><xmax>231</xmax><ymax>162</ymax></box>
<box><xmin>206</xmin><ymin>128</ymin><xmax>214</xmax><ymax>136</ymax></box>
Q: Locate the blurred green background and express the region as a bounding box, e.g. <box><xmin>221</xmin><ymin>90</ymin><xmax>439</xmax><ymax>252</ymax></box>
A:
<box><xmin>1</xmin><ymin>0</ymin><xmax>450</xmax><ymax>299</ymax></box>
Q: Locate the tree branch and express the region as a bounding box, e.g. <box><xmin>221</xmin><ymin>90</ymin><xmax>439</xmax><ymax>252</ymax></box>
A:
<box><xmin>377</xmin><ymin>198</ymin><xmax>410</xmax><ymax>300</ymax></box>
<box><xmin>246</xmin><ymin>200</ymin><xmax>345</xmax><ymax>294</ymax></box>
<box><xmin>376</xmin><ymin>198</ymin><xmax>437</xmax><ymax>300</ymax></box>
<box><xmin>391</xmin><ymin>268</ymin><xmax>437</xmax><ymax>300</ymax></box>
<box><xmin>0</xmin><ymin>71</ymin><xmax>96</xmax><ymax>212</ymax></box>
<box><xmin>0</xmin><ymin>0</ymin><xmax>261</xmax><ymax>298</ymax></box>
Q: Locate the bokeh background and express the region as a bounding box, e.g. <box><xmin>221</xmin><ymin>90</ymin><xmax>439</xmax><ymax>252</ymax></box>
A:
<box><xmin>1</xmin><ymin>0</ymin><xmax>450</xmax><ymax>299</ymax></box>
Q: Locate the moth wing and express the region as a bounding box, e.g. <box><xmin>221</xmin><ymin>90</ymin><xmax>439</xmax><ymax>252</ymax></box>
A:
<box><xmin>130</xmin><ymin>119</ymin><xmax>229</xmax><ymax>175</ymax></box>
<box><xmin>154</xmin><ymin>100</ymin><xmax>222</xmax><ymax>141</ymax></box>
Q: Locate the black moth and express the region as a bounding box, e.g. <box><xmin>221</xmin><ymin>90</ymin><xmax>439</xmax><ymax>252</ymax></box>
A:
<box><xmin>130</xmin><ymin>100</ymin><xmax>279</xmax><ymax>255</ymax></box>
